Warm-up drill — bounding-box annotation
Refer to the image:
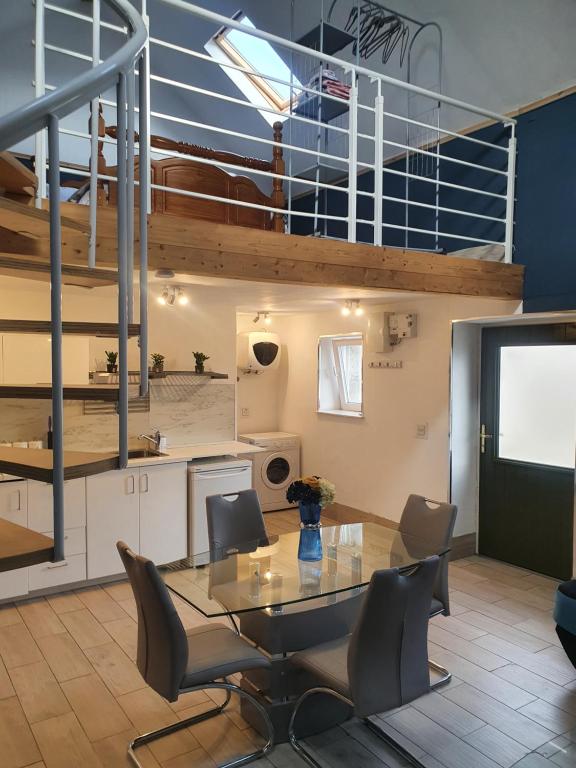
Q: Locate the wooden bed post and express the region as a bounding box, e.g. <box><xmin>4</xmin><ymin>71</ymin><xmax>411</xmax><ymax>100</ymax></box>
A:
<box><xmin>271</xmin><ymin>121</ymin><xmax>285</xmax><ymax>233</ymax></box>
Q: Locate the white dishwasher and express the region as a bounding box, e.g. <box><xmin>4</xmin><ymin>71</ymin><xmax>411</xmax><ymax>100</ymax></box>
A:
<box><xmin>188</xmin><ymin>456</ymin><xmax>252</xmax><ymax>561</ymax></box>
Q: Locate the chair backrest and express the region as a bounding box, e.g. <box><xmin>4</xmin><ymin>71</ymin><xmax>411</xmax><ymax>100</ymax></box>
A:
<box><xmin>347</xmin><ymin>556</ymin><xmax>439</xmax><ymax>718</ymax></box>
<box><xmin>117</xmin><ymin>541</ymin><xmax>188</xmax><ymax>702</ymax></box>
<box><xmin>206</xmin><ymin>489</ymin><xmax>267</xmax><ymax>552</ymax></box>
<box><xmin>399</xmin><ymin>494</ymin><xmax>457</xmax><ymax>614</ymax></box>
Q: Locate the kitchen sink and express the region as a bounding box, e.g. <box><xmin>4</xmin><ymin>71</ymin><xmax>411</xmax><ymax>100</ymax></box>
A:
<box><xmin>127</xmin><ymin>449</ymin><xmax>168</xmax><ymax>459</ymax></box>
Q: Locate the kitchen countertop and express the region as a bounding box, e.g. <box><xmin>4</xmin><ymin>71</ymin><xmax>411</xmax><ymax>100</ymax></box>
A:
<box><xmin>127</xmin><ymin>440</ymin><xmax>265</xmax><ymax>467</ymax></box>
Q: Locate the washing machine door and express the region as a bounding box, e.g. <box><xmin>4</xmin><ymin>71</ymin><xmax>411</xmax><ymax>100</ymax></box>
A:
<box><xmin>261</xmin><ymin>451</ymin><xmax>293</xmax><ymax>490</ymax></box>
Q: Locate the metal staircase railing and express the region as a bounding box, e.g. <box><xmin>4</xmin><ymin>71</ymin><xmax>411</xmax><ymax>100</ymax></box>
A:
<box><xmin>0</xmin><ymin>0</ymin><xmax>148</xmax><ymax>562</ymax></box>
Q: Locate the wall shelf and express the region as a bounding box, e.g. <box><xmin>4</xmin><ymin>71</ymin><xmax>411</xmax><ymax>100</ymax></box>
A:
<box><xmin>0</xmin><ymin>320</ymin><xmax>140</xmax><ymax>337</ymax></box>
<box><xmin>0</xmin><ymin>384</ymin><xmax>122</xmax><ymax>401</ymax></box>
<box><xmin>0</xmin><ymin>446</ymin><xmax>119</xmax><ymax>483</ymax></box>
<box><xmin>296</xmin><ymin>23</ymin><xmax>355</xmax><ymax>57</ymax></box>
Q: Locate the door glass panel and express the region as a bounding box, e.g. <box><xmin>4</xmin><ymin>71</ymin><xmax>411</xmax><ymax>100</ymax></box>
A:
<box><xmin>498</xmin><ymin>345</ymin><xmax>576</xmax><ymax>468</ymax></box>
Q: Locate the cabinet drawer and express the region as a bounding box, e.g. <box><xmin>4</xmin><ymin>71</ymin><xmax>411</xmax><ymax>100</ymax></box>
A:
<box><xmin>43</xmin><ymin>527</ymin><xmax>86</xmax><ymax>557</ymax></box>
<box><xmin>0</xmin><ymin>568</ymin><xmax>28</xmax><ymax>601</ymax></box>
<box><xmin>29</xmin><ymin>553</ymin><xmax>86</xmax><ymax>591</ymax></box>
<box><xmin>28</xmin><ymin>479</ymin><xmax>86</xmax><ymax>533</ymax></box>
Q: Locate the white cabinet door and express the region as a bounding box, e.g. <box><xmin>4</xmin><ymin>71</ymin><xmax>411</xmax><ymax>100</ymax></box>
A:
<box><xmin>0</xmin><ymin>481</ymin><xmax>29</xmax><ymax>599</ymax></box>
<box><xmin>28</xmin><ymin>479</ymin><xmax>86</xmax><ymax>533</ymax></box>
<box><xmin>0</xmin><ymin>481</ymin><xmax>27</xmax><ymax>526</ymax></box>
<box><xmin>86</xmin><ymin>469</ymin><xmax>139</xmax><ymax>579</ymax></box>
<box><xmin>139</xmin><ymin>463</ymin><xmax>187</xmax><ymax>565</ymax></box>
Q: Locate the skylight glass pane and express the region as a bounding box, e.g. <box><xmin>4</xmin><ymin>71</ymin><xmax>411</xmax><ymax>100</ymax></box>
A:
<box><xmin>226</xmin><ymin>16</ymin><xmax>301</xmax><ymax>101</ymax></box>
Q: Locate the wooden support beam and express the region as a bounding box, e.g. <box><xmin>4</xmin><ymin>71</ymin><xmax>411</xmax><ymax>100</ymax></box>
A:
<box><xmin>19</xmin><ymin>202</ymin><xmax>524</xmax><ymax>300</ymax></box>
<box><xmin>0</xmin><ymin>254</ymin><xmax>118</xmax><ymax>288</ymax></box>
<box><xmin>0</xmin><ymin>197</ymin><xmax>89</xmax><ymax>239</ymax></box>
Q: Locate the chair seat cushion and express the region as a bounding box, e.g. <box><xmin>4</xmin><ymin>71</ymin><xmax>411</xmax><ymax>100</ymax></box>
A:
<box><xmin>182</xmin><ymin>623</ymin><xmax>270</xmax><ymax>688</ymax></box>
<box><xmin>290</xmin><ymin>635</ymin><xmax>351</xmax><ymax>699</ymax></box>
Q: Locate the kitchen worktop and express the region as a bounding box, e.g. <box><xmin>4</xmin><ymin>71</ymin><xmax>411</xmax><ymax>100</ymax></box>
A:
<box><xmin>127</xmin><ymin>440</ymin><xmax>264</xmax><ymax>467</ymax></box>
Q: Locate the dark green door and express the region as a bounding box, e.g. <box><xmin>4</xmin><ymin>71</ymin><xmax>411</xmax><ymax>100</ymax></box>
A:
<box><xmin>479</xmin><ymin>325</ymin><xmax>575</xmax><ymax>580</ymax></box>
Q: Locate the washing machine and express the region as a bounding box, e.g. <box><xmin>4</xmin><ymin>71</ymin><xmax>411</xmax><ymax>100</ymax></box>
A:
<box><xmin>238</xmin><ymin>432</ymin><xmax>300</xmax><ymax>512</ymax></box>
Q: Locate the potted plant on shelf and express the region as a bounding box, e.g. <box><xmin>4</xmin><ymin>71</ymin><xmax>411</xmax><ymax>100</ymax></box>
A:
<box><xmin>150</xmin><ymin>352</ymin><xmax>165</xmax><ymax>376</ymax></box>
<box><xmin>105</xmin><ymin>350</ymin><xmax>118</xmax><ymax>373</ymax></box>
<box><xmin>286</xmin><ymin>475</ymin><xmax>336</xmax><ymax>530</ymax></box>
<box><xmin>193</xmin><ymin>351</ymin><xmax>210</xmax><ymax>374</ymax></box>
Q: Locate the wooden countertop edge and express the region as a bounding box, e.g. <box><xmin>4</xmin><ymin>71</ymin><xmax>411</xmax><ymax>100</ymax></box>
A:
<box><xmin>0</xmin><ymin>519</ymin><xmax>54</xmax><ymax>573</ymax></box>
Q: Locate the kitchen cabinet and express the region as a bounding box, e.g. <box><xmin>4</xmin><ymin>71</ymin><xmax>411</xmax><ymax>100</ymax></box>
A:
<box><xmin>0</xmin><ymin>480</ymin><xmax>29</xmax><ymax>599</ymax></box>
<box><xmin>86</xmin><ymin>462</ymin><xmax>187</xmax><ymax>579</ymax></box>
<box><xmin>27</xmin><ymin>479</ymin><xmax>86</xmax><ymax>590</ymax></box>
<box><xmin>139</xmin><ymin>462</ymin><xmax>187</xmax><ymax>565</ymax></box>
<box><xmin>87</xmin><ymin>468</ymin><xmax>139</xmax><ymax>579</ymax></box>
<box><xmin>28</xmin><ymin>479</ymin><xmax>86</xmax><ymax>532</ymax></box>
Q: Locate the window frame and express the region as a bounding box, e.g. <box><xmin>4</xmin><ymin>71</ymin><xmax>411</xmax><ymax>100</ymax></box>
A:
<box><xmin>317</xmin><ymin>333</ymin><xmax>364</xmax><ymax>417</ymax></box>
<box><xmin>208</xmin><ymin>12</ymin><xmax>300</xmax><ymax>119</ymax></box>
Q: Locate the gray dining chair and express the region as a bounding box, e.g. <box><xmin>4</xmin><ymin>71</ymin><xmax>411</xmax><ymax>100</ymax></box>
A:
<box><xmin>206</xmin><ymin>489</ymin><xmax>268</xmax><ymax>553</ymax></box>
<box><xmin>116</xmin><ymin>541</ymin><xmax>275</xmax><ymax>768</ymax></box>
<box><xmin>288</xmin><ymin>557</ymin><xmax>440</xmax><ymax>768</ymax></box>
<box><xmin>398</xmin><ymin>494</ymin><xmax>457</xmax><ymax>617</ymax></box>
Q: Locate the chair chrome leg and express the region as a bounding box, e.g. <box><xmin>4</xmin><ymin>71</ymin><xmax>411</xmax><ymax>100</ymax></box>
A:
<box><xmin>364</xmin><ymin>716</ymin><xmax>427</xmax><ymax>768</ymax></box>
<box><xmin>288</xmin><ymin>686</ymin><xmax>354</xmax><ymax>768</ymax></box>
<box><xmin>128</xmin><ymin>681</ymin><xmax>274</xmax><ymax>768</ymax></box>
<box><xmin>429</xmin><ymin>659</ymin><xmax>452</xmax><ymax>689</ymax></box>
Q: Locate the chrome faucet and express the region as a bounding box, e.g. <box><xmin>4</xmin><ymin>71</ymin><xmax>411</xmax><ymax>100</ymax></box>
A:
<box><xmin>138</xmin><ymin>430</ymin><xmax>161</xmax><ymax>451</ymax></box>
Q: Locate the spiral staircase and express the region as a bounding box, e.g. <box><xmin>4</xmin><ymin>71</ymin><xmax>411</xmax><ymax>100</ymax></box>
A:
<box><xmin>0</xmin><ymin>0</ymin><xmax>148</xmax><ymax>570</ymax></box>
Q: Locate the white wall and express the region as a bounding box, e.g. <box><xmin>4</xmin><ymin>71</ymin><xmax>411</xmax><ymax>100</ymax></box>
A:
<box><xmin>273</xmin><ymin>295</ymin><xmax>519</xmax><ymax>536</ymax></box>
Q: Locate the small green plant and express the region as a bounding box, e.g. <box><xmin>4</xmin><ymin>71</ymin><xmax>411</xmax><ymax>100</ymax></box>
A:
<box><xmin>193</xmin><ymin>351</ymin><xmax>210</xmax><ymax>373</ymax></box>
<box><xmin>105</xmin><ymin>350</ymin><xmax>118</xmax><ymax>372</ymax></box>
<box><xmin>150</xmin><ymin>352</ymin><xmax>165</xmax><ymax>373</ymax></box>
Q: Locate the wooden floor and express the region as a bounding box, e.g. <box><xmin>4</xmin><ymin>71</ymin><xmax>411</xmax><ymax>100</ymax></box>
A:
<box><xmin>0</xmin><ymin>507</ymin><xmax>574</xmax><ymax>768</ymax></box>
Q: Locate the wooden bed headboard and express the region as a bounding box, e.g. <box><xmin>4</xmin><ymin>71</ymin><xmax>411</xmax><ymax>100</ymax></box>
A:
<box><xmin>95</xmin><ymin>105</ymin><xmax>285</xmax><ymax>232</ymax></box>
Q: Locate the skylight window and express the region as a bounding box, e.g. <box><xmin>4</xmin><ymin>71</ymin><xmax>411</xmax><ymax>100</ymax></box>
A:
<box><xmin>206</xmin><ymin>12</ymin><xmax>302</xmax><ymax>126</ymax></box>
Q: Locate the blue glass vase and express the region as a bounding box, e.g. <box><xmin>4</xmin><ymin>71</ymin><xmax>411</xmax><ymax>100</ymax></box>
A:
<box><xmin>299</xmin><ymin>501</ymin><xmax>322</xmax><ymax>529</ymax></box>
<box><xmin>298</xmin><ymin>528</ymin><xmax>323</xmax><ymax>562</ymax></box>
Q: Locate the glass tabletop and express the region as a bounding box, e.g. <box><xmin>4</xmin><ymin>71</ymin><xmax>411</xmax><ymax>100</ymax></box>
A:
<box><xmin>159</xmin><ymin>522</ymin><xmax>449</xmax><ymax>618</ymax></box>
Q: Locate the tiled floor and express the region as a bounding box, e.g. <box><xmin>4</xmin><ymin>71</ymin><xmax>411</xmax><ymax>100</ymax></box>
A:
<box><xmin>0</xmin><ymin>508</ymin><xmax>574</xmax><ymax>768</ymax></box>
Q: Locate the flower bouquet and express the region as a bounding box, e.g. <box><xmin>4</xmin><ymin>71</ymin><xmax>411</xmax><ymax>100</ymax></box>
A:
<box><xmin>286</xmin><ymin>475</ymin><xmax>336</xmax><ymax>529</ymax></box>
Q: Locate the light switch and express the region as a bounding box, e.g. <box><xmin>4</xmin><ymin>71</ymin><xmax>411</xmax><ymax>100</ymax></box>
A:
<box><xmin>416</xmin><ymin>423</ymin><xmax>428</xmax><ymax>439</ymax></box>
<box><xmin>241</xmin><ymin>408</ymin><xmax>250</xmax><ymax>417</ymax></box>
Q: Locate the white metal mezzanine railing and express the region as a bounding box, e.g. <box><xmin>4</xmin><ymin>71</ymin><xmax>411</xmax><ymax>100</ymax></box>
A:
<box><xmin>40</xmin><ymin>0</ymin><xmax>516</xmax><ymax>262</ymax></box>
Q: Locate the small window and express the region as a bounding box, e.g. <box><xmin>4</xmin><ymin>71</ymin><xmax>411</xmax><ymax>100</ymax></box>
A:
<box><xmin>205</xmin><ymin>12</ymin><xmax>302</xmax><ymax>126</ymax></box>
<box><xmin>318</xmin><ymin>334</ymin><xmax>363</xmax><ymax>417</ymax></box>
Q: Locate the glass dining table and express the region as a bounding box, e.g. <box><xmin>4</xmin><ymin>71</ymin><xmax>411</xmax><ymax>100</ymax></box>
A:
<box><xmin>159</xmin><ymin>521</ymin><xmax>449</xmax><ymax>618</ymax></box>
<box><xmin>159</xmin><ymin>521</ymin><xmax>450</xmax><ymax>743</ymax></box>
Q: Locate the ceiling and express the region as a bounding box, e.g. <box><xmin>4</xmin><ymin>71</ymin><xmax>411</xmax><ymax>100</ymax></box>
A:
<box><xmin>148</xmin><ymin>272</ymin><xmax>423</xmax><ymax>313</ymax></box>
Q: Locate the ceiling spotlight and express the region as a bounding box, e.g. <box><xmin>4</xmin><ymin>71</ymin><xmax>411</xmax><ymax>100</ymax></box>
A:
<box><xmin>253</xmin><ymin>312</ymin><xmax>260</xmax><ymax>324</ymax></box>
<box><xmin>341</xmin><ymin>300</ymin><xmax>351</xmax><ymax>317</ymax></box>
<box><xmin>157</xmin><ymin>287</ymin><xmax>169</xmax><ymax>306</ymax></box>
<box><xmin>354</xmin><ymin>300</ymin><xmax>364</xmax><ymax>317</ymax></box>
<box><xmin>263</xmin><ymin>312</ymin><xmax>272</xmax><ymax>326</ymax></box>
<box><xmin>177</xmin><ymin>288</ymin><xmax>188</xmax><ymax>306</ymax></box>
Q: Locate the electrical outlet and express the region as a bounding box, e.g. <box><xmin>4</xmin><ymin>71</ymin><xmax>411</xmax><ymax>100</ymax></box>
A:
<box><xmin>416</xmin><ymin>423</ymin><xmax>428</xmax><ymax>439</ymax></box>
<box><xmin>241</xmin><ymin>408</ymin><xmax>250</xmax><ymax>417</ymax></box>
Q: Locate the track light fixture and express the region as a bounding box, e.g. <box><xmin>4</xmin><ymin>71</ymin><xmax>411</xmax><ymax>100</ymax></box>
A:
<box><xmin>253</xmin><ymin>311</ymin><xmax>272</xmax><ymax>325</ymax></box>
<box><xmin>157</xmin><ymin>286</ymin><xmax>188</xmax><ymax>307</ymax></box>
<box><xmin>341</xmin><ymin>299</ymin><xmax>363</xmax><ymax>317</ymax></box>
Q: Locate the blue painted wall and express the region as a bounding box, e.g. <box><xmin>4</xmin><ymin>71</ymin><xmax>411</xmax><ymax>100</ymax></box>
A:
<box><xmin>291</xmin><ymin>93</ymin><xmax>576</xmax><ymax>312</ymax></box>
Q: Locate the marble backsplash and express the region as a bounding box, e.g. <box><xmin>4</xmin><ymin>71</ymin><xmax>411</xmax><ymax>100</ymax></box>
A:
<box><xmin>0</xmin><ymin>379</ymin><xmax>235</xmax><ymax>451</ymax></box>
